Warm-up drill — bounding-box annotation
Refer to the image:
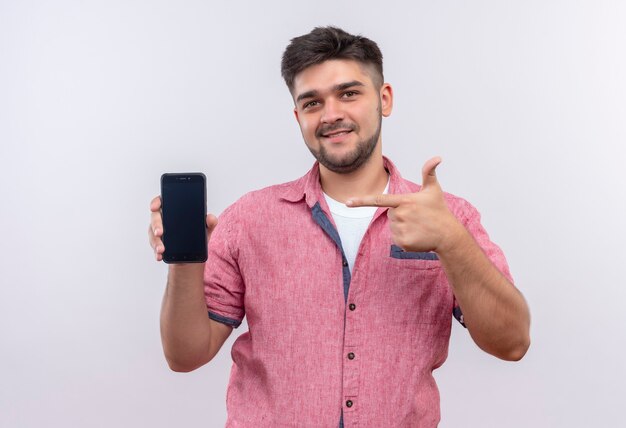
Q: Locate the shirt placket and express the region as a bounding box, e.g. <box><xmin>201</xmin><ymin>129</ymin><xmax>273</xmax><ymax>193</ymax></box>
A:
<box><xmin>311</xmin><ymin>202</ymin><xmax>361</xmax><ymax>427</ymax></box>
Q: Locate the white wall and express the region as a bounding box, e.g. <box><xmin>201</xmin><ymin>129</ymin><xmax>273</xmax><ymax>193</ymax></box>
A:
<box><xmin>1</xmin><ymin>1</ymin><xmax>625</xmax><ymax>427</ymax></box>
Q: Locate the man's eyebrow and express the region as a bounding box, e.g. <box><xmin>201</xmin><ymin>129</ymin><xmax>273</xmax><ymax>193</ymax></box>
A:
<box><xmin>333</xmin><ymin>80</ymin><xmax>365</xmax><ymax>92</ymax></box>
<box><xmin>296</xmin><ymin>90</ymin><xmax>318</xmax><ymax>103</ymax></box>
<box><xmin>295</xmin><ymin>80</ymin><xmax>366</xmax><ymax>103</ymax></box>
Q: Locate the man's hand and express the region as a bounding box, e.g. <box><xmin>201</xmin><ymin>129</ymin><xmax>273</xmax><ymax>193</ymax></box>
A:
<box><xmin>346</xmin><ymin>157</ymin><xmax>462</xmax><ymax>254</ymax></box>
<box><xmin>148</xmin><ymin>195</ymin><xmax>218</xmax><ymax>262</ymax></box>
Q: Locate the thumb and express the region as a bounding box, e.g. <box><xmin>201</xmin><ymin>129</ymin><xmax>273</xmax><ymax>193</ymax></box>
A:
<box><xmin>206</xmin><ymin>214</ymin><xmax>219</xmax><ymax>234</ymax></box>
<box><xmin>421</xmin><ymin>156</ymin><xmax>442</xmax><ymax>189</ymax></box>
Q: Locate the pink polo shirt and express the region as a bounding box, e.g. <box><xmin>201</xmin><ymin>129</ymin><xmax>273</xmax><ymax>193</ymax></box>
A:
<box><xmin>204</xmin><ymin>157</ymin><xmax>513</xmax><ymax>427</ymax></box>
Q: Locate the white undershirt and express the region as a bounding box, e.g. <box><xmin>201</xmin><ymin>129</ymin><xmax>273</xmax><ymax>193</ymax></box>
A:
<box><xmin>323</xmin><ymin>180</ymin><xmax>389</xmax><ymax>273</ymax></box>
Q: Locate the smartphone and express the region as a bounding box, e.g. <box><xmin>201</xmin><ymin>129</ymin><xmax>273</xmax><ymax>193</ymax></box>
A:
<box><xmin>160</xmin><ymin>173</ymin><xmax>208</xmax><ymax>263</ymax></box>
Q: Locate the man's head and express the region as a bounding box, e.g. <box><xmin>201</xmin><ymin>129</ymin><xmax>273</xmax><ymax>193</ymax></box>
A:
<box><xmin>282</xmin><ymin>27</ymin><xmax>392</xmax><ymax>174</ymax></box>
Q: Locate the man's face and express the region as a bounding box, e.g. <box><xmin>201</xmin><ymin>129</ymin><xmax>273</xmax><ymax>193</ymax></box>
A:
<box><xmin>292</xmin><ymin>59</ymin><xmax>393</xmax><ymax>174</ymax></box>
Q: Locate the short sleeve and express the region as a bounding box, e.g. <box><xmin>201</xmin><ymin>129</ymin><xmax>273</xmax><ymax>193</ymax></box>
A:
<box><xmin>450</xmin><ymin>198</ymin><xmax>515</xmax><ymax>328</ymax></box>
<box><xmin>462</xmin><ymin>203</ymin><xmax>514</xmax><ymax>284</ymax></box>
<box><xmin>204</xmin><ymin>205</ymin><xmax>245</xmax><ymax>328</ymax></box>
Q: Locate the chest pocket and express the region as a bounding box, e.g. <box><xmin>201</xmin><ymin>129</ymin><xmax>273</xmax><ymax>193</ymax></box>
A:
<box><xmin>382</xmin><ymin>245</ymin><xmax>450</xmax><ymax>325</ymax></box>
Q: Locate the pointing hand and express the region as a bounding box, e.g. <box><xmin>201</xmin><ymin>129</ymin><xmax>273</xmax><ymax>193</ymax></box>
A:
<box><xmin>346</xmin><ymin>157</ymin><xmax>461</xmax><ymax>253</ymax></box>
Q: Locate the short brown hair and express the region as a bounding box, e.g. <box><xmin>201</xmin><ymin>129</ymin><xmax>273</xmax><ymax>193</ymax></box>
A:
<box><xmin>281</xmin><ymin>26</ymin><xmax>384</xmax><ymax>92</ymax></box>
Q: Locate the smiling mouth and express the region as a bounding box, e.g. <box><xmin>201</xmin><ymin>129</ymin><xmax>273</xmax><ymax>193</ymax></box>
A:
<box><xmin>322</xmin><ymin>129</ymin><xmax>352</xmax><ymax>138</ymax></box>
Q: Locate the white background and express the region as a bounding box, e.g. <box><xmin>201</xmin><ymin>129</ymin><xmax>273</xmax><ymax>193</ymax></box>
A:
<box><xmin>1</xmin><ymin>1</ymin><xmax>625</xmax><ymax>427</ymax></box>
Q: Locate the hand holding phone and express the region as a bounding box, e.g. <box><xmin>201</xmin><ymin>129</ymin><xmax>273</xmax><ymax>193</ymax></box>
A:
<box><xmin>148</xmin><ymin>173</ymin><xmax>216</xmax><ymax>263</ymax></box>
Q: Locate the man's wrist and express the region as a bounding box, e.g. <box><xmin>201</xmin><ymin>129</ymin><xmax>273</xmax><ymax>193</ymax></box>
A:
<box><xmin>168</xmin><ymin>263</ymin><xmax>206</xmax><ymax>284</ymax></box>
<box><xmin>435</xmin><ymin>217</ymin><xmax>470</xmax><ymax>256</ymax></box>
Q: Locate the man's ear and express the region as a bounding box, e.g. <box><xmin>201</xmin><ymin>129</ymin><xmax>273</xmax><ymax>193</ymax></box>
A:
<box><xmin>293</xmin><ymin>107</ymin><xmax>300</xmax><ymax>122</ymax></box>
<box><xmin>380</xmin><ymin>83</ymin><xmax>393</xmax><ymax>117</ymax></box>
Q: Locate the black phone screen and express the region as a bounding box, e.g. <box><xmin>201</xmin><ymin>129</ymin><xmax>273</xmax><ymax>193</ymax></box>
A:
<box><xmin>160</xmin><ymin>173</ymin><xmax>207</xmax><ymax>263</ymax></box>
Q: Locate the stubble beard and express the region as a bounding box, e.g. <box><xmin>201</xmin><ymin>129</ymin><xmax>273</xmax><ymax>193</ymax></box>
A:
<box><xmin>307</xmin><ymin>113</ymin><xmax>382</xmax><ymax>175</ymax></box>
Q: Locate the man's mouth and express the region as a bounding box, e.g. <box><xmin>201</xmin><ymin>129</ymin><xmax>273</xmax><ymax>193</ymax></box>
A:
<box><xmin>322</xmin><ymin>129</ymin><xmax>352</xmax><ymax>138</ymax></box>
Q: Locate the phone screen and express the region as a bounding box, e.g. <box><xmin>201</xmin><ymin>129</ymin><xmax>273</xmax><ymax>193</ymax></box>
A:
<box><xmin>160</xmin><ymin>173</ymin><xmax>207</xmax><ymax>263</ymax></box>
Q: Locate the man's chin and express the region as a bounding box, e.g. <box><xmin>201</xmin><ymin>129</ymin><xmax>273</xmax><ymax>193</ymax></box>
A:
<box><xmin>308</xmin><ymin>130</ymin><xmax>379</xmax><ymax>174</ymax></box>
<box><xmin>318</xmin><ymin>155</ymin><xmax>364</xmax><ymax>174</ymax></box>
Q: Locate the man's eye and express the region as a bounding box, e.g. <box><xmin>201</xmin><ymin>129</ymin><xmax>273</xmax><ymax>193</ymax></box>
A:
<box><xmin>303</xmin><ymin>100</ymin><xmax>319</xmax><ymax>109</ymax></box>
<box><xmin>342</xmin><ymin>91</ymin><xmax>358</xmax><ymax>98</ymax></box>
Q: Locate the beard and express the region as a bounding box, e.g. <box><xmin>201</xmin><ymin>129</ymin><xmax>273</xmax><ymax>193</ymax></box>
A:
<box><xmin>307</xmin><ymin>114</ymin><xmax>382</xmax><ymax>174</ymax></box>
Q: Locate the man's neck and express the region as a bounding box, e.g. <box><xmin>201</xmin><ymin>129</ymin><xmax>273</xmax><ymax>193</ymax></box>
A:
<box><xmin>319</xmin><ymin>148</ymin><xmax>388</xmax><ymax>203</ymax></box>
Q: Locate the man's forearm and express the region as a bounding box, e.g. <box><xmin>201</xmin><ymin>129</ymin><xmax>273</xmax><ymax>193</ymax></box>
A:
<box><xmin>437</xmin><ymin>223</ymin><xmax>531</xmax><ymax>361</ymax></box>
<box><xmin>160</xmin><ymin>263</ymin><xmax>216</xmax><ymax>371</ymax></box>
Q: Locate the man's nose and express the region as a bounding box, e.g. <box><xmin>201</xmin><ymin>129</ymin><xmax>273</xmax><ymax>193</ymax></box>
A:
<box><xmin>320</xmin><ymin>99</ymin><xmax>344</xmax><ymax>123</ymax></box>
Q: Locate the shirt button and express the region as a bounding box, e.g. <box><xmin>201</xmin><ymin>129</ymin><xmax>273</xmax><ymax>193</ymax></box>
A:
<box><xmin>348</xmin><ymin>352</ymin><xmax>355</xmax><ymax>360</ymax></box>
<box><xmin>342</xmin><ymin>259</ymin><xmax>348</xmax><ymax>267</ymax></box>
<box><xmin>346</xmin><ymin>400</ymin><xmax>353</xmax><ymax>408</ymax></box>
<box><xmin>349</xmin><ymin>303</ymin><xmax>356</xmax><ymax>311</ymax></box>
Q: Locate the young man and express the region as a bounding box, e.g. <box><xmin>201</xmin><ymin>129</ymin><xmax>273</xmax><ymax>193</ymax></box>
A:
<box><xmin>149</xmin><ymin>27</ymin><xmax>530</xmax><ymax>427</ymax></box>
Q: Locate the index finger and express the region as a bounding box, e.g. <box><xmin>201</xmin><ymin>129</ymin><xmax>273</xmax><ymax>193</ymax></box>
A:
<box><xmin>150</xmin><ymin>195</ymin><xmax>162</xmax><ymax>212</ymax></box>
<box><xmin>346</xmin><ymin>193</ymin><xmax>406</xmax><ymax>208</ymax></box>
